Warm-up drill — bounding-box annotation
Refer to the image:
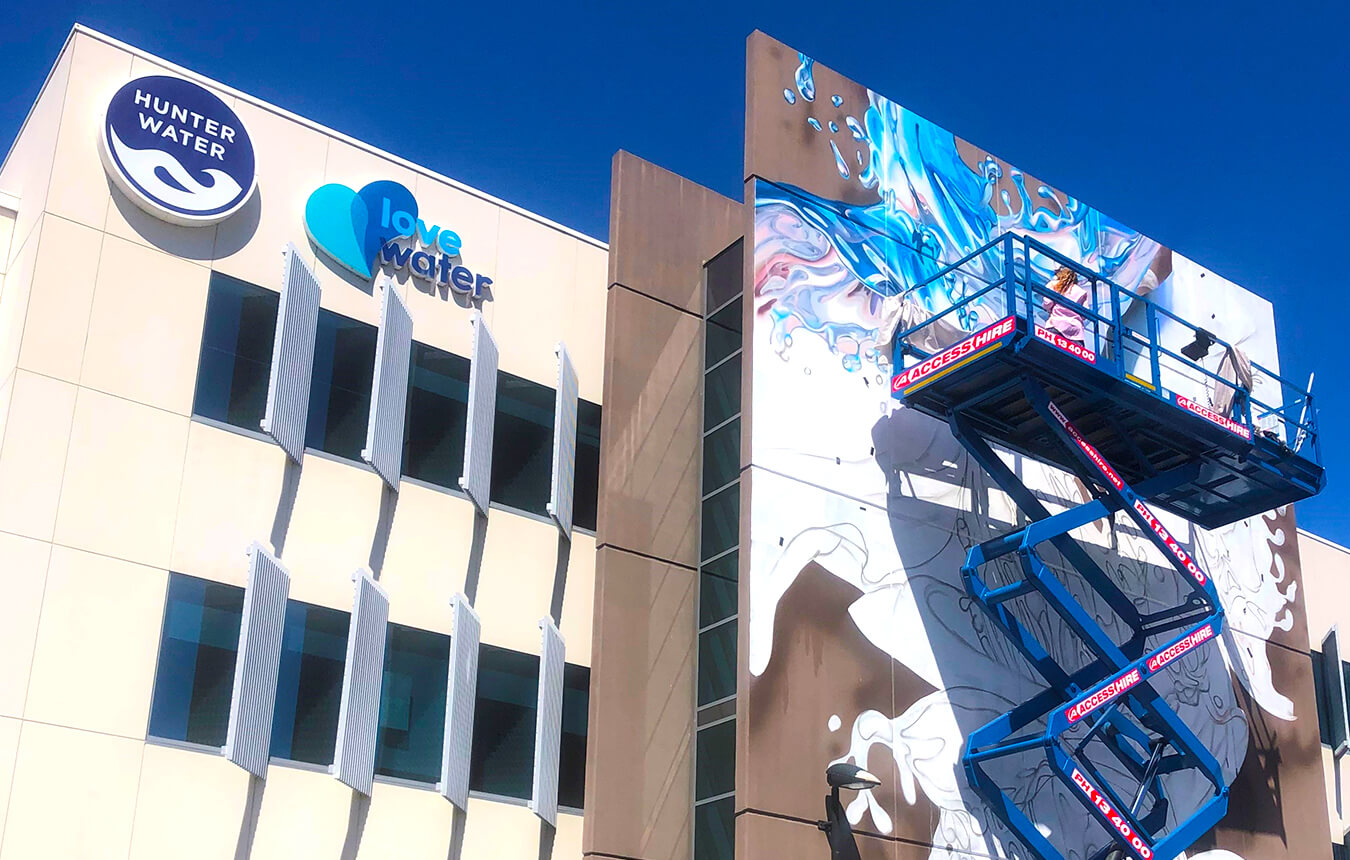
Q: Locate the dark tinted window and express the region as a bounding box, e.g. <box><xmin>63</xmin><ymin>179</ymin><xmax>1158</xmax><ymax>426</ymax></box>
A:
<box><xmin>694</xmin><ymin>795</ymin><xmax>735</xmax><ymax>860</ymax></box>
<box><xmin>490</xmin><ymin>372</ymin><xmax>555</xmax><ymax>516</ymax></box>
<box><xmin>705</xmin><ymin>240</ymin><xmax>743</xmax><ymax>312</ymax></box>
<box><xmin>376</xmin><ymin>623</ymin><xmax>450</xmax><ymax>783</ymax></box>
<box><xmin>193</xmin><ymin>273</ymin><xmax>279</xmax><ymax>431</ymax></box>
<box><xmin>148</xmin><ymin>574</ymin><xmax>244</xmax><ymax>747</ymax></box>
<box><xmin>1313</xmin><ymin>649</ymin><xmax>1332</xmax><ymax>746</ymax></box>
<box><xmin>403</xmin><ymin>343</ymin><xmax>470</xmax><ymax>488</ymax></box>
<box><xmin>703</xmin><ymin>359</ymin><xmax>741</xmax><ymax>431</ymax></box>
<box><xmin>695</xmin><ymin>719</ymin><xmax>735</xmax><ymax>800</ymax></box>
<box><xmin>698</xmin><ymin>621</ymin><xmax>737</xmax><ymax>706</ymax></box>
<box><xmin>702</xmin><ymin>419</ymin><xmax>740</xmax><ymax>492</ymax></box>
<box><xmin>306</xmin><ymin>310</ymin><xmax>377</xmax><ymax>461</ymax></box>
<box><xmin>574</xmin><ymin>400</ymin><xmax>601</xmax><ymax>532</ymax></box>
<box><xmin>469</xmin><ymin>645</ymin><xmax>539</xmax><ymax>799</ymax></box>
<box><xmin>705</xmin><ymin>296</ymin><xmax>742</xmax><ymax>368</ymax></box>
<box><xmin>271</xmin><ymin>602</ymin><xmax>349</xmax><ymax>765</ymax></box>
<box><xmin>701</xmin><ymin>485</ymin><xmax>740</xmax><ymax>562</ymax></box>
<box><xmin>699</xmin><ymin>570</ymin><xmax>738</xmax><ymax>630</ymax></box>
<box><xmin>559</xmin><ymin>664</ymin><xmax>590</xmax><ymax>809</ymax></box>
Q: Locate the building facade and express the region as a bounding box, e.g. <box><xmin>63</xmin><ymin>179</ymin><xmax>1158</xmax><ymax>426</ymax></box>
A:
<box><xmin>0</xmin><ymin>25</ymin><xmax>605</xmax><ymax>860</ymax></box>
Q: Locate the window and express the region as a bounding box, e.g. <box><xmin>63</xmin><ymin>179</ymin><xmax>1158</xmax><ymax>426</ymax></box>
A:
<box><xmin>306</xmin><ymin>309</ymin><xmax>378</xmax><ymax>461</ymax></box>
<box><xmin>559</xmin><ymin>664</ymin><xmax>590</xmax><ymax>810</ymax></box>
<box><xmin>696</xmin><ymin>239</ymin><xmax>742</xmax><ymax>860</ymax></box>
<box><xmin>271</xmin><ymin>601</ymin><xmax>349</xmax><ymax>765</ymax></box>
<box><xmin>490</xmin><ymin>369</ymin><xmax>601</xmax><ymax>530</ymax></box>
<box><xmin>376</xmin><ymin>623</ymin><xmax>450</xmax><ymax>784</ymax></box>
<box><xmin>468</xmin><ymin>644</ymin><xmax>590</xmax><ymax>807</ymax></box>
<box><xmin>193</xmin><ymin>273</ymin><xmax>279</xmax><ymax>432</ymax></box>
<box><xmin>470</xmin><ymin>644</ymin><xmax>538</xmax><ymax>799</ymax></box>
<box><xmin>148</xmin><ymin>574</ymin><xmax>245</xmax><ymax>747</ymax></box>
<box><xmin>403</xmin><ymin>343</ymin><xmax>471</xmax><ymax>488</ymax></box>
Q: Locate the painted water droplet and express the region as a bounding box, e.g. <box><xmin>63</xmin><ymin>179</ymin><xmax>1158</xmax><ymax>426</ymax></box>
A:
<box><xmin>807</xmin><ymin>117</ymin><xmax>822</xmax><ymax>131</ymax></box>
<box><xmin>831</xmin><ymin>94</ymin><xmax>843</xmax><ymax>107</ymax></box>
<box><xmin>783</xmin><ymin>88</ymin><xmax>796</xmax><ymax>105</ymax></box>
<box><xmin>842</xmin><ymin>353</ymin><xmax>861</xmax><ymax>371</ymax></box>
<box><xmin>829</xmin><ymin>121</ymin><xmax>838</xmax><ymax>133</ymax></box>
<box><xmin>794</xmin><ymin>53</ymin><xmax>816</xmax><ymax>102</ymax></box>
<box><xmin>828</xmin><ymin>714</ymin><xmax>842</xmax><ymax>732</ymax></box>
<box><xmin>830</xmin><ymin>140</ymin><xmax>851</xmax><ymax>179</ymax></box>
<box><xmin>846</xmin><ymin>116</ymin><xmax>866</xmax><ymax>141</ymax></box>
<box><xmin>856</xmin><ymin>150</ymin><xmax>864</xmax><ymax>167</ymax></box>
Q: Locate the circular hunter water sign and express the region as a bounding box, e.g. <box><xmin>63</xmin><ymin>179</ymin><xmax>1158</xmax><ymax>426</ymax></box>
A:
<box><xmin>99</xmin><ymin>75</ymin><xmax>257</xmax><ymax>226</ymax></box>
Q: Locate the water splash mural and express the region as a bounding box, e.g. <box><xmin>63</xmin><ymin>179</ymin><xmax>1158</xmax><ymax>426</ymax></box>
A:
<box><xmin>745</xmin><ymin>45</ymin><xmax>1303</xmax><ymax>860</ymax></box>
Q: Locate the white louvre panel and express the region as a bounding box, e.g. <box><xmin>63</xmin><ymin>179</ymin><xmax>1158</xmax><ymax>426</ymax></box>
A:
<box><xmin>546</xmin><ymin>344</ymin><xmax>579</xmax><ymax>537</ymax></box>
<box><xmin>361</xmin><ymin>284</ymin><xmax>413</xmax><ymax>489</ymax></box>
<box><xmin>458</xmin><ymin>311</ymin><xmax>498</xmax><ymax>514</ymax></box>
<box><xmin>223</xmin><ymin>543</ymin><xmax>291</xmax><ymax>778</ymax></box>
<box><xmin>332</xmin><ymin>570</ymin><xmax>390</xmax><ymax>795</ymax></box>
<box><xmin>260</xmin><ymin>245</ymin><xmax>321</xmax><ymax>463</ymax></box>
<box><xmin>440</xmin><ymin>594</ymin><xmax>481</xmax><ymax>809</ymax></box>
<box><xmin>530</xmin><ymin>617</ymin><xmax>566</xmax><ymax>826</ymax></box>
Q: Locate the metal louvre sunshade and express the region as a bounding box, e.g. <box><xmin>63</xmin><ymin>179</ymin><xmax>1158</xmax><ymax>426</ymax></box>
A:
<box><xmin>332</xmin><ymin>569</ymin><xmax>390</xmax><ymax>796</ymax></box>
<box><xmin>440</xmin><ymin>594</ymin><xmax>482</xmax><ymax>809</ymax></box>
<box><xmin>547</xmin><ymin>344</ymin><xmax>579</xmax><ymax>537</ymax></box>
<box><xmin>224</xmin><ymin>543</ymin><xmax>291</xmax><ymax>778</ymax></box>
<box><xmin>261</xmin><ymin>244</ymin><xmax>321</xmax><ymax>463</ymax></box>
<box><xmin>531</xmin><ymin>617</ymin><xmax>565</xmax><ymax>826</ymax></box>
<box><xmin>362</xmin><ymin>283</ymin><xmax>413</xmax><ymax>489</ymax></box>
<box><xmin>458</xmin><ymin>311</ymin><xmax>498</xmax><ymax>515</ymax></box>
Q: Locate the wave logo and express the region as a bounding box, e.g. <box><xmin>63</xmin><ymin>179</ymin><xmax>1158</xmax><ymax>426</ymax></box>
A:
<box><xmin>99</xmin><ymin>76</ymin><xmax>256</xmax><ymax>226</ymax></box>
<box><xmin>305</xmin><ymin>180</ymin><xmax>490</xmax><ymax>298</ymax></box>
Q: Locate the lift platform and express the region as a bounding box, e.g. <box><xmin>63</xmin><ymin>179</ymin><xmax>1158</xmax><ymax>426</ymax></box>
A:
<box><xmin>890</xmin><ymin>233</ymin><xmax>1324</xmax><ymax>860</ymax></box>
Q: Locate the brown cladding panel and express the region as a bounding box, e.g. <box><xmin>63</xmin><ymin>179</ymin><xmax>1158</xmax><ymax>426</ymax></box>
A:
<box><xmin>609</xmin><ymin>150</ymin><xmax>742</xmax><ymax>315</ymax></box>
<box><xmin>583</xmin><ymin>547</ymin><xmax>696</xmax><ymax>860</ymax></box>
<box><xmin>596</xmin><ymin>282</ymin><xmax>703</xmax><ymax>568</ymax></box>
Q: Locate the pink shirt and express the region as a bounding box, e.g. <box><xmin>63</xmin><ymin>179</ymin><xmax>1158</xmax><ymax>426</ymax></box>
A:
<box><xmin>1042</xmin><ymin>281</ymin><xmax>1091</xmax><ymax>342</ymax></box>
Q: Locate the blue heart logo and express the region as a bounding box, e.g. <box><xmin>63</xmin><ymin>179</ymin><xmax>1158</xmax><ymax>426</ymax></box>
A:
<box><xmin>304</xmin><ymin>180</ymin><xmax>418</xmax><ymax>278</ymax></box>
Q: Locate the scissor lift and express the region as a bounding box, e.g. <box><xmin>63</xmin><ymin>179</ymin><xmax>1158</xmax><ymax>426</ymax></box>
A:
<box><xmin>891</xmin><ymin>234</ymin><xmax>1324</xmax><ymax>860</ymax></box>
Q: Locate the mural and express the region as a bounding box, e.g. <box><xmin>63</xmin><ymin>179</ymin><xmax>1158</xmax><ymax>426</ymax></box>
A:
<box><xmin>746</xmin><ymin>48</ymin><xmax>1313</xmax><ymax>860</ymax></box>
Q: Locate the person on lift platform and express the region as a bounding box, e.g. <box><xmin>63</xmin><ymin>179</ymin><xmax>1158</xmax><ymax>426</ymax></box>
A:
<box><xmin>1042</xmin><ymin>265</ymin><xmax>1091</xmax><ymax>344</ymax></box>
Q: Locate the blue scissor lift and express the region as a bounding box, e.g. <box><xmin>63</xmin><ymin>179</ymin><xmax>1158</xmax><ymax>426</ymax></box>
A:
<box><xmin>890</xmin><ymin>234</ymin><xmax>1324</xmax><ymax>860</ymax></box>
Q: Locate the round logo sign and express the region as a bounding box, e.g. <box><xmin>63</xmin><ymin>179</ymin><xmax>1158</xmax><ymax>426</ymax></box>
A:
<box><xmin>98</xmin><ymin>75</ymin><xmax>256</xmax><ymax>226</ymax></box>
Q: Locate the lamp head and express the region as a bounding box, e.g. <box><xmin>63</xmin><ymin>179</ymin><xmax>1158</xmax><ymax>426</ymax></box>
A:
<box><xmin>825</xmin><ymin>762</ymin><xmax>882</xmax><ymax>791</ymax></box>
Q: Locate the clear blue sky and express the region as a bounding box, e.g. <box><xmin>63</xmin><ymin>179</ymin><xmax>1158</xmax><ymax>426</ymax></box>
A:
<box><xmin>3</xmin><ymin>1</ymin><xmax>1347</xmax><ymax>544</ymax></box>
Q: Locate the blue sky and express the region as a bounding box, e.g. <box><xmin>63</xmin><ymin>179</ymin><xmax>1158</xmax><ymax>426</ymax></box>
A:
<box><xmin>3</xmin><ymin>1</ymin><xmax>1347</xmax><ymax>544</ymax></box>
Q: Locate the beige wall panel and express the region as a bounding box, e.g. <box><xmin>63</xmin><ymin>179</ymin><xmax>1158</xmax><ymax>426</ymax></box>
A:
<box><xmin>54</xmin><ymin>388</ymin><xmax>189</xmax><ymax>568</ymax></box>
<box><xmin>171</xmin><ymin>423</ymin><xmax>288</xmax><ymax>587</ymax></box>
<box><xmin>555</xmin><ymin>811</ymin><xmax>583</xmax><ymax>859</ymax></box>
<box><xmin>559</xmin><ymin>532</ymin><xmax>597</xmax><ymax>668</ymax></box>
<box><xmin>280</xmin><ymin>454</ymin><xmax>384</xmax><ymax>610</ymax></box>
<box><xmin>1298</xmin><ymin>530</ymin><xmax>1349</xmax><ymax>645</ymax></box>
<box><xmin>474</xmin><ymin>510</ymin><xmax>564</xmax><ymax>654</ymax></box>
<box><xmin>24</xmin><ymin>545</ymin><xmax>167</xmax><ymax>737</ymax></box>
<box><xmin>307</xmin><ymin>137</ymin><xmax>421</xmax><ymax>328</ymax></box>
<box><xmin>352</xmin><ymin>781</ymin><xmax>453</xmax><ymax>858</ymax></box>
<box><xmin>0</xmin><ymin>45</ymin><xmax>72</xmax><ymax>262</ymax></box>
<box><xmin>459</xmin><ymin>797</ymin><xmax>550</xmax><ymax>859</ymax></box>
<box><xmin>80</xmin><ymin>234</ymin><xmax>210</xmax><ymax>414</ymax></box>
<box><xmin>596</xmin><ymin>285</ymin><xmax>702</xmax><ymax>567</ymax></box>
<box><xmin>0</xmin><ymin>722</ymin><xmax>143</xmax><ymax>860</ymax></box>
<box><xmin>0</xmin><ymin>717</ymin><xmax>18</xmax><ymax>838</ymax></box>
<box><xmin>379</xmin><ymin>481</ymin><xmax>473</xmax><ymax>634</ymax></box>
<box><xmin>403</xmin><ymin>173</ymin><xmax>502</xmax><ymax>358</ymax></box>
<box><xmin>128</xmin><ymin>744</ymin><xmax>251</xmax><ymax>860</ymax></box>
<box><xmin>608</xmin><ymin>150</ymin><xmax>741</xmax><ymax>315</ymax></box>
<box><xmin>99</xmin><ymin>55</ymin><xmax>234</xmax><ymax>260</ymax></box>
<box><xmin>582</xmin><ymin>548</ymin><xmax>694</xmax><ymax>860</ymax></box>
<box><xmin>44</xmin><ymin>33</ymin><xmax>131</xmax><ymax>234</ymax></box>
<box><xmin>0</xmin><ymin>370</ymin><xmax>77</xmax><ymax>541</ymax></box>
<box><xmin>0</xmin><ymin>215</ymin><xmax>41</xmax><ymax>381</ymax></box>
<box><xmin>568</xmin><ymin>242</ymin><xmax>608</xmax><ymax>404</ymax></box>
<box><xmin>211</xmin><ymin>100</ymin><xmax>328</xmax><ymax>288</ymax></box>
<box><xmin>16</xmin><ymin>215</ymin><xmax>102</xmax><ymax>383</ymax></box>
<box><xmin>0</xmin><ymin>533</ymin><xmax>52</xmax><ymax>718</ymax></box>
<box><xmin>487</xmin><ymin>210</ymin><xmax>579</xmax><ymax>389</ymax></box>
<box><xmin>248</xmin><ymin>765</ymin><xmax>351</xmax><ymax>859</ymax></box>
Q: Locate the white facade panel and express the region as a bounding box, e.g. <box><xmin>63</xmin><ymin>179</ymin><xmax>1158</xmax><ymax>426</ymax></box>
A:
<box><xmin>458</xmin><ymin>311</ymin><xmax>498</xmax><ymax>515</ymax></box>
<box><xmin>223</xmin><ymin>542</ymin><xmax>291</xmax><ymax>778</ymax></box>
<box><xmin>332</xmin><ymin>569</ymin><xmax>390</xmax><ymax>795</ymax></box>
<box><xmin>260</xmin><ymin>244</ymin><xmax>321</xmax><ymax>463</ymax></box>
<box><xmin>362</xmin><ymin>284</ymin><xmax>413</xmax><ymax>489</ymax></box>
<box><xmin>547</xmin><ymin>344</ymin><xmax>579</xmax><ymax>537</ymax></box>
<box><xmin>530</xmin><ymin>616</ymin><xmax>565</xmax><ymax>826</ymax></box>
<box><xmin>440</xmin><ymin>593</ymin><xmax>482</xmax><ymax>809</ymax></box>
